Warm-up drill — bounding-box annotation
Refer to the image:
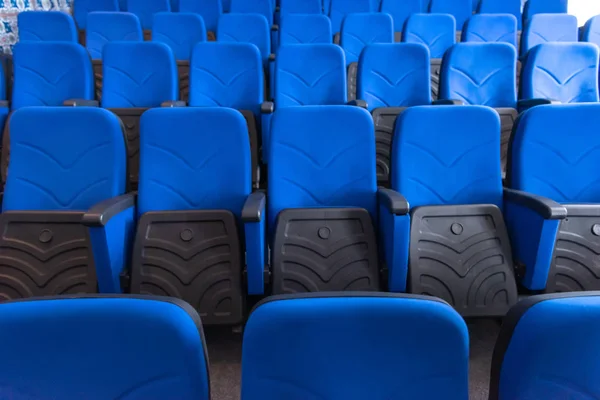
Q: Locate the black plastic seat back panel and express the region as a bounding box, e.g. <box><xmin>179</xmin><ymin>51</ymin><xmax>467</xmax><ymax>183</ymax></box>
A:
<box><xmin>431</xmin><ymin>58</ymin><xmax>442</xmax><ymax>101</ymax></box>
<box><xmin>372</xmin><ymin>107</ymin><xmax>407</xmax><ymax>187</ymax></box>
<box><xmin>347</xmin><ymin>62</ymin><xmax>358</xmax><ymax>101</ymax></box>
<box><xmin>110</xmin><ymin>108</ymin><xmax>146</xmax><ymax>189</ymax></box>
<box><xmin>497</xmin><ymin>108</ymin><xmax>518</xmax><ymax>175</ymax></box>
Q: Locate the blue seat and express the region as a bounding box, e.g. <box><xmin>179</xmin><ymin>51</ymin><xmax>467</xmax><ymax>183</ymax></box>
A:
<box><xmin>523</xmin><ymin>0</ymin><xmax>568</xmax><ymax>23</ymax></box>
<box><xmin>242</xmin><ymin>293</ymin><xmax>469</xmax><ymax>400</ymax></box>
<box><xmin>229</xmin><ymin>0</ymin><xmax>274</xmax><ymax>31</ymax></box>
<box><xmin>490</xmin><ymin>293</ymin><xmax>600</xmax><ymax>400</ymax></box>
<box><xmin>380</xmin><ymin>0</ymin><xmax>421</xmax><ymax>41</ymax></box>
<box><xmin>86</xmin><ymin>12</ymin><xmax>143</xmax><ymax>60</ymax></box>
<box><xmin>340</xmin><ymin>13</ymin><xmax>394</xmax><ymax>101</ymax></box>
<box><xmin>439</xmin><ymin>43</ymin><xmax>517</xmax><ymax>172</ymax></box>
<box><xmin>171</xmin><ymin>0</ymin><xmax>180</xmax><ymax>11</ymax></box>
<box><xmin>261</xmin><ymin>44</ymin><xmax>347</xmax><ymax>160</ymax></box>
<box><xmin>403</xmin><ymin>13</ymin><xmax>456</xmax><ymax>100</ymax></box>
<box><xmin>391</xmin><ymin>105</ymin><xmax>518</xmax><ymax>316</ymax></box>
<box><xmin>429</xmin><ymin>0</ymin><xmax>471</xmax><ymax>32</ymax></box>
<box><xmin>218</xmin><ymin>14</ymin><xmax>271</xmax><ymax>68</ymax></box>
<box><xmin>189</xmin><ymin>42</ymin><xmax>263</xmax><ymax>187</ymax></box>
<box><xmin>222</xmin><ymin>0</ymin><xmax>231</xmax><ymax>12</ymax></box>
<box><xmin>17</xmin><ymin>11</ymin><xmax>78</xmax><ymax>42</ymax></box>
<box><xmin>0</xmin><ymin>296</ymin><xmax>209</xmax><ymax>400</ymax></box>
<box><xmin>119</xmin><ymin>0</ymin><xmax>127</xmax><ymax>10</ymax></box>
<box><xmin>506</xmin><ymin>104</ymin><xmax>600</xmax><ymax>292</ymax></box>
<box><xmin>267</xmin><ymin>106</ymin><xmax>403</xmax><ymax>293</ymax></box>
<box><xmin>476</xmin><ymin>0</ymin><xmax>522</xmax><ymax>30</ymax></box>
<box><xmin>131</xmin><ymin>107</ymin><xmax>264</xmax><ymax>324</ymax></box>
<box><xmin>356</xmin><ymin>43</ymin><xmax>431</xmax><ymax>185</ymax></box>
<box><xmin>279</xmin><ymin>14</ymin><xmax>332</xmax><ymax>46</ymax></box>
<box><xmin>280</xmin><ymin>0</ymin><xmax>321</xmax><ymax>14</ymax></box>
<box><xmin>0</xmin><ymin>107</ymin><xmax>133</xmax><ymax>298</ymax></box>
<box><xmin>462</xmin><ymin>14</ymin><xmax>518</xmax><ymax>48</ymax></box>
<box><xmin>519</xmin><ymin>43</ymin><xmax>599</xmax><ymax>109</ymax></box>
<box><xmin>582</xmin><ymin>15</ymin><xmax>600</xmax><ymax>45</ymax></box>
<box><xmin>179</xmin><ymin>0</ymin><xmax>222</xmax><ymax>39</ymax></box>
<box><xmin>520</xmin><ymin>14</ymin><xmax>578</xmax><ymax>57</ymax></box>
<box><xmin>329</xmin><ymin>0</ymin><xmax>372</xmax><ymax>35</ymax></box>
<box><xmin>127</xmin><ymin>0</ymin><xmax>170</xmax><ymax>32</ymax></box>
<box><xmin>73</xmin><ymin>0</ymin><xmax>119</xmax><ymax>30</ymax></box>
<box><xmin>102</xmin><ymin>41</ymin><xmax>178</xmax><ymax>187</ymax></box>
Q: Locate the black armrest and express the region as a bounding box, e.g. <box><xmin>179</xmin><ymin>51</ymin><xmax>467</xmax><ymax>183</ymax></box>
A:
<box><xmin>268</xmin><ymin>53</ymin><xmax>275</xmax><ymax>62</ymax></box>
<box><xmin>432</xmin><ymin>99</ymin><xmax>464</xmax><ymax>105</ymax></box>
<box><xmin>0</xmin><ymin>100</ymin><xmax>9</xmax><ymax>108</ymax></box>
<box><xmin>261</xmin><ymin>101</ymin><xmax>274</xmax><ymax>114</ymax></box>
<box><xmin>242</xmin><ymin>191</ymin><xmax>266</xmax><ymax>222</ymax></box>
<box><xmin>271</xmin><ymin>24</ymin><xmax>279</xmax><ymax>32</ymax></box>
<box><xmin>82</xmin><ymin>193</ymin><xmax>137</xmax><ymax>227</ymax></box>
<box><xmin>161</xmin><ymin>101</ymin><xmax>186</xmax><ymax>107</ymax></box>
<box><xmin>333</xmin><ymin>32</ymin><xmax>340</xmax><ymax>45</ymax></box>
<box><xmin>378</xmin><ymin>188</ymin><xmax>410</xmax><ymax>215</ymax></box>
<box><xmin>347</xmin><ymin>99</ymin><xmax>368</xmax><ymax>109</ymax></box>
<box><xmin>504</xmin><ymin>188</ymin><xmax>567</xmax><ymax>219</ymax></box>
<box><xmin>517</xmin><ymin>98</ymin><xmax>559</xmax><ymax>113</ymax></box>
<box><xmin>64</xmin><ymin>99</ymin><xmax>100</xmax><ymax>107</ymax></box>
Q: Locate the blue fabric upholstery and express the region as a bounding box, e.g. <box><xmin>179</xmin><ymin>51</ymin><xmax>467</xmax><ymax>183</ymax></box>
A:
<box><xmin>403</xmin><ymin>13</ymin><xmax>456</xmax><ymax>58</ymax></box>
<box><xmin>18</xmin><ymin>11</ymin><xmax>78</xmax><ymax>42</ymax></box>
<box><xmin>492</xmin><ymin>293</ymin><xmax>600</xmax><ymax>400</ymax></box>
<box><xmin>230</xmin><ymin>0</ymin><xmax>273</xmax><ymax>26</ymax></box>
<box><xmin>189</xmin><ymin>43</ymin><xmax>263</xmax><ymax>117</ymax></box>
<box><xmin>218</xmin><ymin>14</ymin><xmax>271</xmax><ymax>67</ymax></box>
<box><xmin>268</xmin><ymin>106</ymin><xmax>376</xmax><ymax>229</ymax></box>
<box><xmin>242</xmin><ymin>294</ymin><xmax>469</xmax><ymax>400</ymax></box>
<box><xmin>179</xmin><ymin>0</ymin><xmax>222</xmax><ymax>33</ymax></box>
<box><xmin>476</xmin><ymin>0</ymin><xmax>522</xmax><ymax>29</ymax></box>
<box><xmin>393</xmin><ymin>106</ymin><xmax>503</xmax><ymax>209</ymax></box>
<box><xmin>74</xmin><ymin>0</ymin><xmax>119</xmax><ymax>29</ymax></box>
<box><xmin>520</xmin><ymin>43</ymin><xmax>599</xmax><ymax>104</ymax></box>
<box><xmin>280</xmin><ymin>0</ymin><xmax>321</xmax><ymax>14</ymax></box>
<box><xmin>12</xmin><ymin>42</ymin><xmax>94</xmax><ymax>110</ymax></box>
<box><xmin>429</xmin><ymin>0</ymin><xmax>471</xmax><ymax>30</ymax></box>
<box><xmin>379</xmin><ymin>199</ymin><xmax>411</xmax><ymax>292</ymax></box>
<box><xmin>102</xmin><ymin>42</ymin><xmax>178</xmax><ymax>108</ymax></box>
<box><xmin>521</xmin><ymin>14</ymin><xmax>578</xmax><ymax>57</ymax></box>
<box><xmin>86</xmin><ymin>12</ymin><xmax>143</xmax><ymax>60</ymax></box>
<box><xmin>222</xmin><ymin>0</ymin><xmax>231</xmax><ymax>12</ymax></box>
<box><xmin>582</xmin><ymin>15</ymin><xmax>600</xmax><ymax>46</ymax></box>
<box><xmin>380</xmin><ymin>0</ymin><xmax>421</xmax><ymax>34</ymax></box>
<box><xmin>152</xmin><ymin>13</ymin><xmax>206</xmax><ymax>61</ymax></box>
<box><xmin>357</xmin><ymin>43</ymin><xmax>431</xmax><ymax>110</ymax></box>
<box><xmin>279</xmin><ymin>14</ymin><xmax>332</xmax><ymax>46</ymax></box>
<box><xmin>341</xmin><ymin>13</ymin><xmax>394</xmax><ymax>66</ymax></box>
<box><xmin>329</xmin><ymin>0</ymin><xmax>372</xmax><ymax>34</ymax></box>
<box><xmin>171</xmin><ymin>0</ymin><xmax>180</xmax><ymax>11</ymax></box>
<box><xmin>0</xmin><ymin>296</ymin><xmax>210</xmax><ymax>400</ymax></box>
<box><xmin>462</xmin><ymin>14</ymin><xmax>518</xmax><ymax>48</ymax></box>
<box><xmin>119</xmin><ymin>0</ymin><xmax>127</xmax><ymax>10</ymax></box>
<box><xmin>127</xmin><ymin>0</ymin><xmax>170</xmax><ymax>30</ymax></box>
<box><xmin>523</xmin><ymin>0</ymin><xmax>568</xmax><ymax>23</ymax></box>
<box><xmin>440</xmin><ymin>43</ymin><xmax>517</xmax><ymax>107</ymax></box>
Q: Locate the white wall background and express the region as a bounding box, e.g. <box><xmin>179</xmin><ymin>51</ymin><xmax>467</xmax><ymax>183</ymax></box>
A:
<box><xmin>569</xmin><ymin>0</ymin><xmax>600</xmax><ymax>25</ymax></box>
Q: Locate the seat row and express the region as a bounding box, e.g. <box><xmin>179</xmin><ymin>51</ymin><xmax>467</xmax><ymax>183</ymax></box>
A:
<box><xmin>3</xmin><ymin>103</ymin><xmax>600</xmax><ymax>322</ymax></box>
<box><xmin>1</xmin><ymin>291</ymin><xmax>598</xmax><ymax>399</ymax></box>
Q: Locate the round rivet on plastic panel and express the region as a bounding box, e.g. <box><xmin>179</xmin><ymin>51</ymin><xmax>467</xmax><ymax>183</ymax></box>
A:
<box><xmin>318</xmin><ymin>227</ymin><xmax>331</xmax><ymax>240</ymax></box>
<box><xmin>180</xmin><ymin>229</ymin><xmax>194</xmax><ymax>242</ymax></box>
<box><xmin>451</xmin><ymin>223</ymin><xmax>463</xmax><ymax>235</ymax></box>
<box><xmin>39</xmin><ymin>229</ymin><xmax>53</xmax><ymax>243</ymax></box>
<box><xmin>592</xmin><ymin>224</ymin><xmax>600</xmax><ymax>236</ymax></box>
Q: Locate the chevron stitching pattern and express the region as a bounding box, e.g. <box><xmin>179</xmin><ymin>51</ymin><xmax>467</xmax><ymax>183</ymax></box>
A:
<box><xmin>279</xmin><ymin>67</ymin><xmax>340</xmax><ymax>89</ymax></box>
<box><xmin>467</xmin><ymin>30</ymin><xmax>516</xmax><ymax>43</ymax></box>
<box><xmin>343</xmin><ymin>32</ymin><xmax>390</xmax><ymax>59</ymax></box>
<box><xmin>536</xmin><ymin>65</ymin><xmax>596</xmax><ymax>87</ymax></box>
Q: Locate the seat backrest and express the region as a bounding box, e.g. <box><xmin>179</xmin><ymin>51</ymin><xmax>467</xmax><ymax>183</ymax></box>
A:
<box><xmin>357</xmin><ymin>43</ymin><xmax>431</xmax><ymax>110</ymax></box>
<box><xmin>341</xmin><ymin>13</ymin><xmax>394</xmax><ymax>65</ymax></box>
<box><xmin>508</xmin><ymin>104</ymin><xmax>600</xmax><ymax>203</ymax></box>
<box><xmin>429</xmin><ymin>0</ymin><xmax>471</xmax><ymax>30</ymax></box>
<box><xmin>477</xmin><ymin>0</ymin><xmax>522</xmax><ymax>29</ymax></box>
<box><xmin>179</xmin><ymin>0</ymin><xmax>222</xmax><ymax>32</ymax></box>
<box><xmin>86</xmin><ymin>12</ymin><xmax>143</xmax><ymax>60</ymax></box>
<box><xmin>218</xmin><ymin>14</ymin><xmax>271</xmax><ymax>67</ymax></box>
<box><xmin>280</xmin><ymin>14</ymin><xmax>332</xmax><ymax>46</ymax></box>
<box><xmin>520</xmin><ymin>43</ymin><xmax>599</xmax><ymax>104</ymax></box>
<box><xmin>582</xmin><ymin>15</ymin><xmax>600</xmax><ymax>47</ymax></box>
<box><xmin>490</xmin><ymin>293</ymin><xmax>600</xmax><ymax>400</ymax></box>
<box><xmin>380</xmin><ymin>0</ymin><xmax>421</xmax><ymax>34</ymax></box>
<box><xmin>102</xmin><ymin>42</ymin><xmax>178</xmax><ymax>108</ymax></box>
<box><xmin>12</xmin><ymin>42</ymin><xmax>94</xmax><ymax>110</ymax></box>
<box><xmin>229</xmin><ymin>0</ymin><xmax>273</xmax><ymax>26</ymax></box>
<box><xmin>403</xmin><ymin>13</ymin><xmax>456</xmax><ymax>58</ymax></box>
<box><xmin>462</xmin><ymin>14</ymin><xmax>518</xmax><ymax>48</ymax></box>
<box><xmin>280</xmin><ymin>0</ymin><xmax>322</xmax><ymax>14</ymax></box>
<box><xmin>3</xmin><ymin>107</ymin><xmax>126</xmax><ymax>212</ymax></box>
<box><xmin>440</xmin><ymin>43</ymin><xmax>517</xmax><ymax>108</ymax></box>
<box><xmin>152</xmin><ymin>12</ymin><xmax>206</xmax><ymax>61</ymax></box>
<box><xmin>523</xmin><ymin>0</ymin><xmax>568</xmax><ymax>23</ymax></box>
<box><xmin>138</xmin><ymin>107</ymin><xmax>251</xmax><ymax>216</ymax></box>
<box><xmin>268</xmin><ymin>106</ymin><xmax>376</xmax><ymax>228</ymax></box>
<box><xmin>17</xmin><ymin>11</ymin><xmax>78</xmax><ymax>42</ymax></box>
<box><xmin>0</xmin><ymin>296</ymin><xmax>209</xmax><ymax>400</ymax></box>
<box><xmin>521</xmin><ymin>14</ymin><xmax>578</xmax><ymax>57</ymax></box>
<box><xmin>74</xmin><ymin>0</ymin><xmax>119</xmax><ymax>29</ymax></box>
<box><xmin>127</xmin><ymin>0</ymin><xmax>170</xmax><ymax>29</ymax></box>
<box><xmin>242</xmin><ymin>293</ymin><xmax>469</xmax><ymax>400</ymax></box>
<box><xmin>392</xmin><ymin>106</ymin><xmax>503</xmax><ymax>208</ymax></box>
<box><xmin>189</xmin><ymin>43</ymin><xmax>263</xmax><ymax>116</ymax></box>
<box><xmin>274</xmin><ymin>44</ymin><xmax>347</xmax><ymax>107</ymax></box>
<box><xmin>329</xmin><ymin>0</ymin><xmax>372</xmax><ymax>34</ymax></box>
